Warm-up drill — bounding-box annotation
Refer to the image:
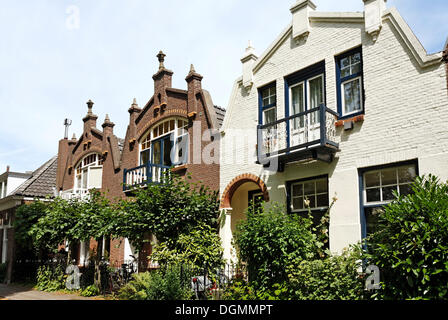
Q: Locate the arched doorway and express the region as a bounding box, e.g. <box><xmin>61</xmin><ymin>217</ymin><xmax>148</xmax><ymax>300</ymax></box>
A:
<box><xmin>220</xmin><ymin>174</ymin><xmax>269</xmax><ymax>262</ymax></box>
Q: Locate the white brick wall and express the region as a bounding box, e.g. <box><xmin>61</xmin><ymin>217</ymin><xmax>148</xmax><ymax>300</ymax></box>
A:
<box><xmin>219</xmin><ymin>8</ymin><xmax>448</xmax><ymax>258</ymax></box>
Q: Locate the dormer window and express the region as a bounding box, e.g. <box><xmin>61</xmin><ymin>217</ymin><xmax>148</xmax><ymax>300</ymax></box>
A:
<box><xmin>74</xmin><ymin>153</ymin><xmax>103</xmax><ymax>192</ymax></box>
<box><xmin>336</xmin><ymin>47</ymin><xmax>364</xmax><ymax>118</ymax></box>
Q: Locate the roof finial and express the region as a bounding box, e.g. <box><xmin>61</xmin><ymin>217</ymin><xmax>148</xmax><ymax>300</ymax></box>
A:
<box><xmin>72</xmin><ymin>133</ymin><xmax>77</xmax><ymax>140</ymax></box>
<box><xmin>190</xmin><ymin>64</ymin><xmax>196</xmax><ymax>73</ymax></box>
<box><xmin>246</xmin><ymin>40</ymin><xmax>254</xmax><ymax>52</ymax></box>
<box><xmin>157</xmin><ymin>51</ymin><xmax>166</xmax><ymax>70</ymax></box>
<box><xmin>105</xmin><ymin>114</ymin><xmax>110</xmax><ymax>123</ymax></box>
<box><xmin>132</xmin><ymin>98</ymin><xmax>137</xmax><ymax>105</ymax></box>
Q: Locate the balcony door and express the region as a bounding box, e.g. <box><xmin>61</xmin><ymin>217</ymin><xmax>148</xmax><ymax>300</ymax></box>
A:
<box><xmin>289</xmin><ymin>74</ymin><xmax>324</xmax><ymax>148</ymax></box>
<box><xmin>151</xmin><ymin>135</ymin><xmax>173</xmax><ymax>182</ymax></box>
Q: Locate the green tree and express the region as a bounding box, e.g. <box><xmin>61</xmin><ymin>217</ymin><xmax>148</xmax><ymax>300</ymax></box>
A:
<box><xmin>363</xmin><ymin>175</ymin><xmax>448</xmax><ymax>300</ymax></box>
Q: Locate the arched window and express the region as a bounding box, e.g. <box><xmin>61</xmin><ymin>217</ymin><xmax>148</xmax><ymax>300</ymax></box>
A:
<box><xmin>74</xmin><ymin>153</ymin><xmax>103</xmax><ymax>192</ymax></box>
<box><xmin>139</xmin><ymin>118</ymin><xmax>188</xmax><ymax>167</ymax></box>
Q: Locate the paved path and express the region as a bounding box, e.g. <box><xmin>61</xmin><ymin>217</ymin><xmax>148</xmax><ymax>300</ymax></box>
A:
<box><xmin>0</xmin><ymin>284</ymin><xmax>96</xmax><ymax>300</ymax></box>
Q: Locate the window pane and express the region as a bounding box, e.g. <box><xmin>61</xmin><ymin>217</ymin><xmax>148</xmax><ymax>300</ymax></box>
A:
<box><xmin>398</xmin><ymin>166</ymin><xmax>416</xmax><ymax>183</ymax></box>
<box><xmin>381</xmin><ymin>169</ymin><xmax>397</xmax><ymax>186</ymax></box>
<box><xmin>82</xmin><ymin>169</ymin><xmax>88</xmax><ymax>189</ymax></box>
<box><xmin>365</xmin><ymin>172</ymin><xmax>380</xmax><ymax>188</ymax></box>
<box><xmin>263</xmin><ymin>108</ymin><xmax>276</xmax><ymax>125</ymax></box>
<box><xmin>291</xmin><ymin>84</ymin><xmax>304</xmax><ymax>115</ymax></box>
<box><xmin>292</xmin><ymin>184</ymin><xmax>303</xmax><ymax>197</ymax></box>
<box><xmin>316</xmin><ymin>179</ymin><xmax>327</xmax><ymax>193</ymax></box>
<box><xmin>382</xmin><ymin>186</ymin><xmax>397</xmax><ymax>201</ymax></box>
<box><xmin>366</xmin><ymin>188</ymin><xmax>380</xmax><ymax>202</ymax></box>
<box><xmin>309</xmin><ymin>76</ymin><xmax>324</xmax><ymax>109</ymax></box>
<box><xmin>152</xmin><ymin>140</ymin><xmax>161</xmax><ymax>164</ymax></box>
<box><xmin>140</xmin><ymin>149</ymin><xmax>150</xmax><ymax>165</ymax></box>
<box><xmin>292</xmin><ymin>197</ymin><xmax>304</xmax><ymax>210</ymax></box>
<box><xmin>316</xmin><ymin>193</ymin><xmax>329</xmax><ymax>207</ymax></box>
<box><xmin>163</xmin><ymin>138</ymin><xmax>172</xmax><ymax>167</ymax></box>
<box><xmin>343</xmin><ymin>78</ymin><xmax>361</xmax><ymax>114</ymax></box>
<box><xmin>399</xmin><ymin>184</ymin><xmax>413</xmax><ymax>197</ymax></box>
<box><xmin>304</xmin><ymin>181</ymin><xmax>315</xmax><ymax>195</ymax></box>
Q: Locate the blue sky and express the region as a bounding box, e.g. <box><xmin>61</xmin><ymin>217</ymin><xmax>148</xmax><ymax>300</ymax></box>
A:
<box><xmin>0</xmin><ymin>0</ymin><xmax>447</xmax><ymax>173</ymax></box>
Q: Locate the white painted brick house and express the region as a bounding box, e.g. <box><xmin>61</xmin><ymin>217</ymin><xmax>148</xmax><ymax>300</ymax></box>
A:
<box><xmin>219</xmin><ymin>0</ymin><xmax>447</xmax><ymax>262</ymax></box>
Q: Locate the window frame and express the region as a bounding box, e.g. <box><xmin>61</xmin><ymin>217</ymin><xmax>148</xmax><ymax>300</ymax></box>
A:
<box><xmin>336</xmin><ymin>47</ymin><xmax>364</xmax><ymax>119</ymax></box>
<box><xmin>74</xmin><ymin>153</ymin><xmax>103</xmax><ymax>192</ymax></box>
<box><xmin>286</xmin><ymin>174</ymin><xmax>329</xmax><ymax>215</ymax></box>
<box><xmin>358</xmin><ymin>160</ymin><xmax>419</xmax><ymax>239</ymax></box>
<box><xmin>258</xmin><ymin>82</ymin><xmax>277</xmax><ymax>125</ymax></box>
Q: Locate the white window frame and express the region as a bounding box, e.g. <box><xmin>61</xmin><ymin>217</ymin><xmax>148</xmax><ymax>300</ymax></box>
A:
<box><xmin>290</xmin><ymin>177</ymin><xmax>329</xmax><ymax>213</ymax></box>
<box><xmin>363</xmin><ymin>164</ymin><xmax>417</xmax><ymax>206</ymax></box>
<box><xmin>74</xmin><ymin>153</ymin><xmax>103</xmax><ymax>193</ymax></box>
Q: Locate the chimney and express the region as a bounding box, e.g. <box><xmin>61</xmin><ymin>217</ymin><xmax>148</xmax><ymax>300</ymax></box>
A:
<box><xmin>6</xmin><ymin>165</ymin><xmax>10</xmax><ymax>172</ymax></box>
<box><xmin>152</xmin><ymin>51</ymin><xmax>173</xmax><ymax>107</ymax></box>
<box><xmin>82</xmin><ymin>99</ymin><xmax>98</xmax><ymax>131</ymax></box>
<box><xmin>290</xmin><ymin>0</ymin><xmax>316</xmax><ymax>42</ymax></box>
<box><xmin>363</xmin><ymin>0</ymin><xmax>387</xmax><ymax>41</ymax></box>
<box><xmin>241</xmin><ymin>41</ymin><xmax>258</xmax><ymax>89</ymax></box>
<box><xmin>185</xmin><ymin>64</ymin><xmax>203</xmax><ymax>114</ymax></box>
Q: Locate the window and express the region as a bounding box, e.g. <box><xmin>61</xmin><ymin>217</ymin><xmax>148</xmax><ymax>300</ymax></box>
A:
<box><xmin>286</xmin><ymin>61</ymin><xmax>325</xmax><ymax>147</ymax></box>
<box><xmin>74</xmin><ymin>153</ymin><xmax>103</xmax><ymax>192</ymax></box>
<box><xmin>259</xmin><ymin>84</ymin><xmax>277</xmax><ymax>125</ymax></box>
<box><xmin>361</xmin><ymin>162</ymin><xmax>417</xmax><ymax>237</ymax></box>
<box><xmin>139</xmin><ymin>118</ymin><xmax>189</xmax><ymax>167</ymax></box>
<box><xmin>336</xmin><ymin>47</ymin><xmax>364</xmax><ymax>118</ymax></box>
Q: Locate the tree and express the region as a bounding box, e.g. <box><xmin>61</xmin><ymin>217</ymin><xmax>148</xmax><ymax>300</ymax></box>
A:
<box><xmin>363</xmin><ymin>175</ymin><xmax>448</xmax><ymax>300</ymax></box>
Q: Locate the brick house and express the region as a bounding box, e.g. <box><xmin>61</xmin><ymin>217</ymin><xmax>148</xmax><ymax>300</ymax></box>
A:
<box><xmin>0</xmin><ymin>156</ymin><xmax>58</xmax><ymax>283</ymax></box>
<box><xmin>219</xmin><ymin>0</ymin><xmax>448</xmax><ymax>262</ymax></box>
<box><xmin>56</xmin><ymin>52</ymin><xmax>225</xmax><ymax>268</ymax></box>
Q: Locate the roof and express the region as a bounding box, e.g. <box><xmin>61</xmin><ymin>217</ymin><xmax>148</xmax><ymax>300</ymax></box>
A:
<box><xmin>12</xmin><ymin>156</ymin><xmax>58</xmax><ymax>198</ymax></box>
<box><xmin>214</xmin><ymin>105</ymin><xmax>226</xmax><ymax>129</ymax></box>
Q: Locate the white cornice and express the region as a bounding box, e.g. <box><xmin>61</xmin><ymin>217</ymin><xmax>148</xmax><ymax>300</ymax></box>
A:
<box><xmin>309</xmin><ymin>11</ymin><xmax>364</xmax><ymax>23</ymax></box>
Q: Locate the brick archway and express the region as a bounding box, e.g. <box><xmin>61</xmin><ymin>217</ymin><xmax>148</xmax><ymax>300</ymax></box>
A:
<box><xmin>220</xmin><ymin>173</ymin><xmax>269</xmax><ymax>208</ymax></box>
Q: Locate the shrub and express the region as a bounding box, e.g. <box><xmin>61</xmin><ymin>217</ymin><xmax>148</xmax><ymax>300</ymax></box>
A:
<box><xmin>80</xmin><ymin>284</ymin><xmax>100</xmax><ymax>297</ymax></box>
<box><xmin>363</xmin><ymin>175</ymin><xmax>448</xmax><ymax>300</ymax></box>
<box><xmin>222</xmin><ymin>279</ymin><xmax>288</xmax><ymax>300</ymax></box>
<box><xmin>118</xmin><ymin>265</ymin><xmax>193</xmax><ymax>300</ymax></box>
<box><xmin>151</xmin><ymin>223</ymin><xmax>224</xmax><ymax>276</ymax></box>
<box><xmin>36</xmin><ymin>264</ymin><xmax>65</xmax><ymax>292</ymax></box>
<box><xmin>233</xmin><ymin>203</ymin><xmax>319</xmax><ymax>291</ymax></box>
<box><xmin>286</xmin><ymin>248</ymin><xmax>367</xmax><ymax>300</ymax></box>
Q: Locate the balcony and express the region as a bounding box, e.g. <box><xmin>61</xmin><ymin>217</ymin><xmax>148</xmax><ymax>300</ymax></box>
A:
<box><xmin>60</xmin><ymin>189</ymin><xmax>90</xmax><ymax>200</ymax></box>
<box><xmin>257</xmin><ymin>104</ymin><xmax>339</xmax><ymax>170</ymax></box>
<box><xmin>123</xmin><ymin>163</ymin><xmax>171</xmax><ymax>191</ymax></box>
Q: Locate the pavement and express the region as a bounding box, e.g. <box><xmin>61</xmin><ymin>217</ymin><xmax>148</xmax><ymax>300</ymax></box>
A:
<box><xmin>0</xmin><ymin>283</ymin><xmax>97</xmax><ymax>300</ymax></box>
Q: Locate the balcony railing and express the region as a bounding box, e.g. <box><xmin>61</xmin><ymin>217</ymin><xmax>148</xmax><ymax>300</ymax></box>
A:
<box><xmin>257</xmin><ymin>104</ymin><xmax>339</xmax><ymax>165</ymax></box>
<box><xmin>123</xmin><ymin>163</ymin><xmax>171</xmax><ymax>191</ymax></box>
<box><xmin>60</xmin><ymin>189</ymin><xmax>90</xmax><ymax>200</ymax></box>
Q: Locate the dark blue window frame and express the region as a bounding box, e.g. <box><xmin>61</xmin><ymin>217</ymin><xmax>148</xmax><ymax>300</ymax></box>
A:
<box><xmin>258</xmin><ymin>82</ymin><xmax>277</xmax><ymax>125</ymax></box>
<box><xmin>286</xmin><ymin>174</ymin><xmax>329</xmax><ymax>215</ymax></box>
<box><xmin>358</xmin><ymin>159</ymin><xmax>419</xmax><ymax>241</ymax></box>
<box><xmin>335</xmin><ymin>47</ymin><xmax>364</xmax><ymax>120</ymax></box>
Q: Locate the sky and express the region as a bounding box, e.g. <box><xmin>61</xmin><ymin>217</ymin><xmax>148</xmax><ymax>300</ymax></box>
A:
<box><xmin>0</xmin><ymin>0</ymin><xmax>447</xmax><ymax>173</ymax></box>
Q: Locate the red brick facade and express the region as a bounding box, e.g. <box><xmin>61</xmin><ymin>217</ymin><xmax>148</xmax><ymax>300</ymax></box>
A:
<box><xmin>56</xmin><ymin>52</ymin><xmax>224</xmax><ymax>267</ymax></box>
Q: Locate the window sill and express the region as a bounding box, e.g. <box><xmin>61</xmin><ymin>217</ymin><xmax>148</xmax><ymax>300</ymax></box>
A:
<box><xmin>335</xmin><ymin>114</ymin><xmax>364</xmax><ymax>128</ymax></box>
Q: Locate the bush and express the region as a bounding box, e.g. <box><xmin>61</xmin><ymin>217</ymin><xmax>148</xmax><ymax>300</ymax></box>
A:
<box><xmin>222</xmin><ymin>278</ymin><xmax>288</xmax><ymax>300</ymax></box>
<box><xmin>118</xmin><ymin>265</ymin><xmax>193</xmax><ymax>300</ymax></box>
<box><xmin>363</xmin><ymin>175</ymin><xmax>448</xmax><ymax>300</ymax></box>
<box><xmin>233</xmin><ymin>203</ymin><xmax>320</xmax><ymax>291</ymax></box>
<box><xmin>36</xmin><ymin>264</ymin><xmax>65</xmax><ymax>292</ymax></box>
<box><xmin>80</xmin><ymin>284</ymin><xmax>100</xmax><ymax>297</ymax></box>
<box><xmin>286</xmin><ymin>248</ymin><xmax>367</xmax><ymax>300</ymax></box>
<box><xmin>151</xmin><ymin>223</ymin><xmax>224</xmax><ymax>276</ymax></box>
<box><xmin>0</xmin><ymin>263</ymin><xmax>6</xmax><ymax>283</ymax></box>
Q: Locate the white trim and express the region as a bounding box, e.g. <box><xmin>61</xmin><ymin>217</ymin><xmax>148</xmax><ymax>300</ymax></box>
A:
<box><xmin>341</xmin><ymin>76</ymin><xmax>363</xmax><ymax>117</ymax></box>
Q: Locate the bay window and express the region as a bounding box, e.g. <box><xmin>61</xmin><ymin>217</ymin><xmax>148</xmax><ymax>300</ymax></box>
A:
<box><xmin>74</xmin><ymin>153</ymin><xmax>103</xmax><ymax>194</ymax></box>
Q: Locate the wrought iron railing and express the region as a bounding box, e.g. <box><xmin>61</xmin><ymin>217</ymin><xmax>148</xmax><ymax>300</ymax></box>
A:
<box><xmin>123</xmin><ymin>163</ymin><xmax>171</xmax><ymax>191</ymax></box>
<box><xmin>257</xmin><ymin>104</ymin><xmax>339</xmax><ymax>160</ymax></box>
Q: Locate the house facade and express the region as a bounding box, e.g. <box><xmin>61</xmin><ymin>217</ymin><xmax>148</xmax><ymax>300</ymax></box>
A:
<box><xmin>55</xmin><ymin>52</ymin><xmax>225</xmax><ymax>268</ymax></box>
<box><xmin>219</xmin><ymin>0</ymin><xmax>448</xmax><ymax>262</ymax></box>
<box><xmin>0</xmin><ymin>156</ymin><xmax>58</xmax><ymax>283</ymax></box>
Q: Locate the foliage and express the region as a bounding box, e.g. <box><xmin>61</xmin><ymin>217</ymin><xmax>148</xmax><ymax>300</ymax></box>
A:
<box><xmin>0</xmin><ymin>263</ymin><xmax>6</xmax><ymax>283</ymax></box>
<box><xmin>14</xmin><ymin>200</ymin><xmax>49</xmax><ymax>254</ymax></box>
<box><xmin>118</xmin><ymin>265</ymin><xmax>193</xmax><ymax>300</ymax></box>
<box><xmin>151</xmin><ymin>223</ymin><xmax>224</xmax><ymax>275</ymax></box>
<box><xmin>36</xmin><ymin>264</ymin><xmax>65</xmax><ymax>292</ymax></box>
<box><xmin>80</xmin><ymin>284</ymin><xmax>100</xmax><ymax>297</ymax></box>
<box><xmin>222</xmin><ymin>278</ymin><xmax>289</xmax><ymax>300</ymax></box>
<box><xmin>115</xmin><ymin>174</ymin><xmax>220</xmax><ymax>252</ymax></box>
<box><xmin>233</xmin><ymin>202</ymin><xmax>320</xmax><ymax>291</ymax></box>
<box><xmin>362</xmin><ymin>175</ymin><xmax>448</xmax><ymax>300</ymax></box>
<box><xmin>286</xmin><ymin>247</ymin><xmax>367</xmax><ymax>300</ymax></box>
